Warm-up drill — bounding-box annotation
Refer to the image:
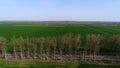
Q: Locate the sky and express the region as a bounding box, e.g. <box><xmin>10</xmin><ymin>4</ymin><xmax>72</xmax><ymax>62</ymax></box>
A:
<box><xmin>0</xmin><ymin>0</ymin><xmax>120</xmax><ymax>21</ymax></box>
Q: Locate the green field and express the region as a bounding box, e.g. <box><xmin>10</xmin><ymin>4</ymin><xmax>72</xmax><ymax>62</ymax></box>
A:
<box><xmin>0</xmin><ymin>23</ymin><xmax>120</xmax><ymax>39</ymax></box>
<box><xmin>1</xmin><ymin>23</ymin><xmax>120</xmax><ymax>52</ymax></box>
<box><xmin>0</xmin><ymin>23</ymin><xmax>120</xmax><ymax>67</ymax></box>
<box><xmin>0</xmin><ymin>60</ymin><xmax>119</xmax><ymax>68</ymax></box>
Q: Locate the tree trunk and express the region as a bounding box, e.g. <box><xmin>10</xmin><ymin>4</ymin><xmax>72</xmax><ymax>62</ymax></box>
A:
<box><xmin>4</xmin><ymin>48</ymin><xmax>7</xmax><ymax>60</ymax></box>
<box><xmin>60</xmin><ymin>50</ymin><xmax>63</xmax><ymax>60</ymax></box>
<box><xmin>20</xmin><ymin>45</ymin><xmax>23</xmax><ymax>59</ymax></box>
<box><xmin>27</xmin><ymin>47</ymin><xmax>30</xmax><ymax>58</ymax></box>
<box><xmin>13</xmin><ymin>46</ymin><xmax>17</xmax><ymax>59</ymax></box>
<box><xmin>82</xmin><ymin>51</ymin><xmax>85</xmax><ymax>61</ymax></box>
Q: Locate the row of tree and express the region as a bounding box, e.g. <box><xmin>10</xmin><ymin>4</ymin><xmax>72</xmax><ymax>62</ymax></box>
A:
<box><xmin>0</xmin><ymin>34</ymin><xmax>120</xmax><ymax>60</ymax></box>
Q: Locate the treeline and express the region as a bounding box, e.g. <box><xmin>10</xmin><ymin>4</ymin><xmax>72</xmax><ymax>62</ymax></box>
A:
<box><xmin>0</xmin><ymin>34</ymin><xmax>120</xmax><ymax>60</ymax></box>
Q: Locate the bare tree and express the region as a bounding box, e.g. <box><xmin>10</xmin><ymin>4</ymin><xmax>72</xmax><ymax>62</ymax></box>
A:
<box><xmin>115</xmin><ymin>35</ymin><xmax>120</xmax><ymax>52</ymax></box>
<box><xmin>29</xmin><ymin>38</ymin><xmax>34</xmax><ymax>59</ymax></box>
<box><xmin>74</xmin><ymin>34</ymin><xmax>81</xmax><ymax>56</ymax></box>
<box><xmin>31</xmin><ymin>38</ymin><xmax>37</xmax><ymax>59</ymax></box>
<box><xmin>53</xmin><ymin>37</ymin><xmax>57</xmax><ymax>60</ymax></box>
<box><xmin>86</xmin><ymin>35</ymin><xmax>93</xmax><ymax>56</ymax></box>
<box><xmin>94</xmin><ymin>35</ymin><xmax>102</xmax><ymax>56</ymax></box>
<box><xmin>86</xmin><ymin>34</ymin><xmax>102</xmax><ymax>61</ymax></box>
<box><xmin>67</xmin><ymin>34</ymin><xmax>73</xmax><ymax>55</ymax></box>
<box><xmin>108</xmin><ymin>35</ymin><xmax>120</xmax><ymax>52</ymax></box>
<box><xmin>11</xmin><ymin>37</ymin><xmax>18</xmax><ymax>59</ymax></box>
<box><xmin>57</xmin><ymin>36</ymin><xmax>62</xmax><ymax>59</ymax></box>
<box><xmin>59</xmin><ymin>35</ymin><xmax>66</xmax><ymax>60</ymax></box>
<box><xmin>45</xmin><ymin>37</ymin><xmax>51</xmax><ymax>60</ymax></box>
<box><xmin>18</xmin><ymin>36</ymin><xmax>24</xmax><ymax>59</ymax></box>
<box><xmin>26</xmin><ymin>37</ymin><xmax>31</xmax><ymax>58</ymax></box>
<box><xmin>0</xmin><ymin>37</ymin><xmax>7</xmax><ymax>60</ymax></box>
<box><xmin>50</xmin><ymin>37</ymin><xmax>57</xmax><ymax>60</ymax></box>
<box><xmin>37</xmin><ymin>37</ymin><xmax>45</xmax><ymax>59</ymax></box>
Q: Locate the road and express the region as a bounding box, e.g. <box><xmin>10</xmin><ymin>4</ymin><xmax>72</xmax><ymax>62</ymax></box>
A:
<box><xmin>2</xmin><ymin>54</ymin><xmax>120</xmax><ymax>61</ymax></box>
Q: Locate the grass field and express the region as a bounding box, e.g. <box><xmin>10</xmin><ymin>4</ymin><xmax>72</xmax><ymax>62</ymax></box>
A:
<box><xmin>0</xmin><ymin>22</ymin><xmax>120</xmax><ymax>51</ymax></box>
<box><xmin>0</xmin><ymin>23</ymin><xmax>120</xmax><ymax>47</ymax></box>
<box><xmin>0</xmin><ymin>23</ymin><xmax>120</xmax><ymax>39</ymax></box>
<box><xmin>0</xmin><ymin>60</ymin><xmax>119</xmax><ymax>68</ymax></box>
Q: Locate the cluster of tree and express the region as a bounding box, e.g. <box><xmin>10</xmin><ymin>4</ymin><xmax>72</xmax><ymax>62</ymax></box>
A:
<box><xmin>0</xmin><ymin>34</ymin><xmax>120</xmax><ymax>60</ymax></box>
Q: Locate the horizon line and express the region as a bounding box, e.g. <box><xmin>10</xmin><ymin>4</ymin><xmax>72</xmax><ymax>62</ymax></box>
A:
<box><xmin>0</xmin><ymin>20</ymin><xmax>120</xmax><ymax>23</ymax></box>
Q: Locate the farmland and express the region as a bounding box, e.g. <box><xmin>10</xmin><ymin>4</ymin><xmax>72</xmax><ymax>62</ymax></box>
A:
<box><xmin>0</xmin><ymin>23</ymin><xmax>120</xmax><ymax>39</ymax></box>
<box><xmin>0</xmin><ymin>22</ymin><xmax>120</xmax><ymax>52</ymax></box>
<box><xmin>0</xmin><ymin>22</ymin><xmax>120</xmax><ymax>68</ymax></box>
